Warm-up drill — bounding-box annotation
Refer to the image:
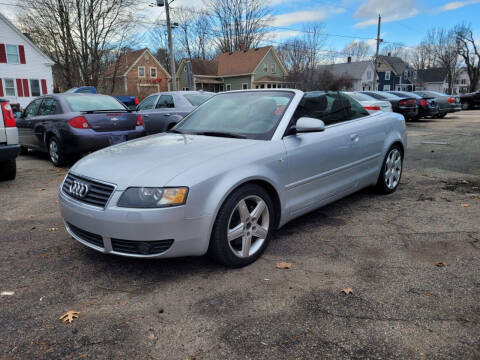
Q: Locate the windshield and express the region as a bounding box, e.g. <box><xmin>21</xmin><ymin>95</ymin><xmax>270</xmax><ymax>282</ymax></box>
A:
<box><xmin>66</xmin><ymin>95</ymin><xmax>126</xmax><ymax>112</ymax></box>
<box><xmin>345</xmin><ymin>92</ymin><xmax>375</xmax><ymax>101</ymax></box>
<box><xmin>184</xmin><ymin>93</ymin><xmax>214</xmax><ymax>106</ymax></box>
<box><xmin>174</xmin><ymin>91</ymin><xmax>294</xmax><ymax>140</ymax></box>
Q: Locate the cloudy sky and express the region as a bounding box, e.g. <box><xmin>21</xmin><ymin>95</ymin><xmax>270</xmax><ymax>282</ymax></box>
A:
<box><xmin>1</xmin><ymin>0</ymin><xmax>479</xmax><ymax>51</ymax></box>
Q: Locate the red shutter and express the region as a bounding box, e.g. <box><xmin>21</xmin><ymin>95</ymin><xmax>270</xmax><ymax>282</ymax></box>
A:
<box><xmin>0</xmin><ymin>44</ymin><xmax>6</xmax><ymax>63</ymax></box>
<box><xmin>22</xmin><ymin>79</ymin><xmax>29</xmax><ymax>97</ymax></box>
<box><xmin>16</xmin><ymin>79</ymin><xmax>23</xmax><ymax>97</ymax></box>
<box><xmin>19</xmin><ymin>45</ymin><xmax>26</xmax><ymax>64</ymax></box>
<box><xmin>0</xmin><ymin>79</ymin><xmax>4</xmax><ymax>97</ymax></box>
<box><xmin>41</xmin><ymin>79</ymin><xmax>47</xmax><ymax>95</ymax></box>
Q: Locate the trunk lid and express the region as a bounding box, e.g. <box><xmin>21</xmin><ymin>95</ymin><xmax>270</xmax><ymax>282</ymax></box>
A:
<box><xmin>82</xmin><ymin>111</ymin><xmax>137</xmax><ymax>132</ymax></box>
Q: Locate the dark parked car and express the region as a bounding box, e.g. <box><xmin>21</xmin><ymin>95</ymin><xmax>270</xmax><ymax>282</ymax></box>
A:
<box><xmin>414</xmin><ymin>90</ymin><xmax>461</xmax><ymax>118</ymax></box>
<box><xmin>65</xmin><ymin>86</ymin><xmax>140</xmax><ymax>109</ymax></box>
<box><xmin>16</xmin><ymin>94</ymin><xmax>145</xmax><ymax>166</ymax></box>
<box><xmin>460</xmin><ymin>89</ymin><xmax>480</xmax><ymax>110</ymax></box>
<box><xmin>361</xmin><ymin>91</ymin><xmax>418</xmax><ymax>121</ymax></box>
<box><xmin>388</xmin><ymin>91</ymin><xmax>439</xmax><ymax>120</ymax></box>
<box><xmin>136</xmin><ymin>91</ymin><xmax>214</xmax><ymax>135</ymax></box>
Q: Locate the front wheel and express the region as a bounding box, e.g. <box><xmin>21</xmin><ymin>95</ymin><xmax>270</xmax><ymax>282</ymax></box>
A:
<box><xmin>209</xmin><ymin>184</ymin><xmax>275</xmax><ymax>267</ymax></box>
<box><xmin>376</xmin><ymin>145</ymin><xmax>403</xmax><ymax>194</ymax></box>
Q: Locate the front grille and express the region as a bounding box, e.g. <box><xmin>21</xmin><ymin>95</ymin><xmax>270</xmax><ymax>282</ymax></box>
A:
<box><xmin>111</xmin><ymin>238</ymin><xmax>174</xmax><ymax>255</ymax></box>
<box><xmin>63</xmin><ymin>173</ymin><xmax>115</xmax><ymax>208</ymax></box>
<box><xmin>68</xmin><ymin>223</ymin><xmax>104</xmax><ymax>248</ymax></box>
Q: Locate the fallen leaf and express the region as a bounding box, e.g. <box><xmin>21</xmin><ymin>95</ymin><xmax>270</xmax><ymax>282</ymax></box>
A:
<box><xmin>435</xmin><ymin>262</ymin><xmax>447</xmax><ymax>267</ymax></box>
<box><xmin>36</xmin><ymin>188</ymin><xmax>46</xmax><ymax>191</ymax></box>
<box><xmin>461</xmin><ymin>204</ymin><xmax>470</xmax><ymax>207</ymax></box>
<box><xmin>276</xmin><ymin>262</ymin><xmax>292</xmax><ymax>269</ymax></box>
<box><xmin>341</xmin><ymin>288</ymin><xmax>353</xmax><ymax>295</ymax></box>
<box><xmin>59</xmin><ymin>310</ymin><xmax>80</xmax><ymax>323</ymax></box>
<box><xmin>460</xmin><ymin>180</ymin><xmax>469</xmax><ymax>184</ymax></box>
<box><xmin>48</xmin><ymin>227</ymin><xmax>58</xmax><ymax>232</ymax></box>
<box><xmin>1</xmin><ymin>291</ymin><xmax>14</xmax><ymax>296</ymax></box>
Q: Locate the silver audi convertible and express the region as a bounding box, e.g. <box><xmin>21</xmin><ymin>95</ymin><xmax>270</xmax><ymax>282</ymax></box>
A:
<box><xmin>59</xmin><ymin>89</ymin><xmax>406</xmax><ymax>267</ymax></box>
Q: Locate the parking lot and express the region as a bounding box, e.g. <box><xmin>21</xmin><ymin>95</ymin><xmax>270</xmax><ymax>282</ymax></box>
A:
<box><xmin>1</xmin><ymin>111</ymin><xmax>479</xmax><ymax>359</ymax></box>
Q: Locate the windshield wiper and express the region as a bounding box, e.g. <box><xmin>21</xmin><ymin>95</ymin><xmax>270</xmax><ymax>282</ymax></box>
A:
<box><xmin>192</xmin><ymin>131</ymin><xmax>247</xmax><ymax>139</ymax></box>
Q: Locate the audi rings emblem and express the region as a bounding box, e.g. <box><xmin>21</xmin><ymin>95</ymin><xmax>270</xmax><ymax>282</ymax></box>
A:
<box><xmin>69</xmin><ymin>180</ymin><xmax>89</xmax><ymax>198</ymax></box>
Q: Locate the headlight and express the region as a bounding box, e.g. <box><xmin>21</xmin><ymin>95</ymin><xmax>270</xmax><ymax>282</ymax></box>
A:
<box><xmin>117</xmin><ymin>187</ymin><xmax>188</xmax><ymax>208</ymax></box>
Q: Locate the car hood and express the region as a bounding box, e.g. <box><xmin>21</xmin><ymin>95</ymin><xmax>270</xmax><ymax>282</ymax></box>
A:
<box><xmin>70</xmin><ymin>133</ymin><xmax>257</xmax><ymax>190</ymax></box>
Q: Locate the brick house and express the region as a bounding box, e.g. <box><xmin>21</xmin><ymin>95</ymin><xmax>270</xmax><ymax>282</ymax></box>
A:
<box><xmin>0</xmin><ymin>12</ymin><xmax>54</xmax><ymax>108</ymax></box>
<box><xmin>103</xmin><ymin>48</ymin><xmax>170</xmax><ymax>99</ymax></box>
<box><xmin>176</xmin><ymin>46</ymin><xmax>291</xmax><ymax>92</ymax></box>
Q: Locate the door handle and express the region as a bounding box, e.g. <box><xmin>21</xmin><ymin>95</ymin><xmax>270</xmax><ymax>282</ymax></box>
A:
<box><xmin>143</xmin><ymin>114</ymin><xmax>149</xmax><ymax>118</ymax></box>
<box><xmin>350</xmin><ymin>134</ymin><xmax>359</xmax><ymax>142</ymax></box>
<box><xmin>164</xmin><ymin>113</ymin><xmax>171</xmax><ymax>116</ymax></box>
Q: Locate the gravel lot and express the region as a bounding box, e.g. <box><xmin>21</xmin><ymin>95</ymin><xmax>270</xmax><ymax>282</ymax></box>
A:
<box><xmin>1</xmin><ymin>111</ymin><xmax>479</xmax><ymax>359</ymax></box>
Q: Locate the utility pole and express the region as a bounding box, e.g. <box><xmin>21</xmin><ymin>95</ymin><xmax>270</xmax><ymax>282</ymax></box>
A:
<box><xmin>372</xmin><ymin>14</ymin><xmax>382</xmax><ymax>91</ymax></box>
<box><xmin>157</xmin><ymin>0</ymin><xmax>177</xmax><ymax>90</ymax></box>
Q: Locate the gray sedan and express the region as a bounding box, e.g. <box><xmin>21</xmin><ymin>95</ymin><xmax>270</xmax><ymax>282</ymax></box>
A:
<box><xmin>136</xmin><ymin>91</ymin><xmax>213</xmax><ymax>134</ymax></box>
<box><xmin>414</xmin><ymin>90</ymin><xmax>461</xmax><ymax>118</ymax></box>
<box><xmin>59</xmin><ymin>90</ymin><xmax>407</xmax><ymax>267</ymax></box>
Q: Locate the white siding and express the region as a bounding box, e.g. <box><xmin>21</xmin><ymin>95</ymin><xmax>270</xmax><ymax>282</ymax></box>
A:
<box><xmin>0</xmin><ymin>17</ymin><xmax>54</xmax><ymax>108</ymax></box>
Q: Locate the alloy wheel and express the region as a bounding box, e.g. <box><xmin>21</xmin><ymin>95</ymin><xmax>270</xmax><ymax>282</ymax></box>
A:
<box><xmin>227</xmin><ymin>195</ymin><xmax>270</xmax><ymax>258</ymax></box>
<box><xmin>49</xmin><ymin>140</ymin><xmax>59</xmax><ymax>164</ymax></box>
<box><xmin>384</xmin><ymin>148</ymin><xmax>402</xmax><ymax>190</ymax></box>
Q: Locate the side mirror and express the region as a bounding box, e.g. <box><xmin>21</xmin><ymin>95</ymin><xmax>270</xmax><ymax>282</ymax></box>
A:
<box><xmin>294</xmin><ymin>117</ymin><xmax>325</xmax><ymax>133</ymax></box>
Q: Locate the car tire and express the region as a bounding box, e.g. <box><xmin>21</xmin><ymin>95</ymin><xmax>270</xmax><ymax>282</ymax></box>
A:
<box><xmin>48</xmin><ymin>136</ymin><xmax>68</xmax><ymax>167</ymax></box>
<box><xmin>376</xmin><ymin>144</ymin><xmax>403</xmax><ymax>194</ymax></box>
<box><xmin>0</xmin><ymin>159</ymin><xmax>16</xmax><ymax>181</ymax></box>
<box><xmin>19</xmin><ymin>146</ymin><xmax>29</xmax><ymax>155</ymax></box>
<box><xmin>208</xmin><ymin>184</ymin><xmax>275</xmax><ymax>268</ymax></box>
<box><xmin>438</xmin><ymin>113</ymin><xmax>447</xmax><ymax>118</ymax></box>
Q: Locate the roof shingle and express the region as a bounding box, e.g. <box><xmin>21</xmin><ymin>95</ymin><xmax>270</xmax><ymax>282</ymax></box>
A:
<box><xmin>104</xmin><ymin>48</ymin><xmax>148</xmax><ymax>78</ymax></box>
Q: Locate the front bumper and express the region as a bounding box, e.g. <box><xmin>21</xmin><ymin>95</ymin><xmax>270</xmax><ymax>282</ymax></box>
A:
<box><xmin>59</xmin><ymin>188</ymin><xmax>213</xmax><ymax>258</ymax></box>
<box><xmin>0</xmin><ymin>144</ymin><xmax>20</xmax><ymax>162</ymax></box>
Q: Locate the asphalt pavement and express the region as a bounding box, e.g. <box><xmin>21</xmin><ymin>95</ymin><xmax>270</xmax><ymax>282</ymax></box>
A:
<box><xmin>0</xmin><ymin>111</ymin><xmax>479</xmax><ymax>359</ymax></box>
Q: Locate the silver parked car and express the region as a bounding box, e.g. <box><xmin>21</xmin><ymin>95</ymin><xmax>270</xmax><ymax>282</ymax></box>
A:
<box><xmin>59</xmin><ymin>90</ymin><xmax>407</xmax><ymax>267</ymax></box>
<box><xmin>136</xmin><ymin>91</ymin><xmax>214</xmax><ymax>135</ymax></box>
<box><xmin>344</xmin><ymin>92</ymin><xmax>392</xmax><ymax>113</ymax></box>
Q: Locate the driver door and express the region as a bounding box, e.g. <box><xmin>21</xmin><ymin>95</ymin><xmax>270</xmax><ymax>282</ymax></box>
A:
<box><xmin>282</xmin><ymin>93</ymin><xmax>358</xmax><ymax>216</ymax></box>
<box><xmin>16</xmin><ymin>98</ymin><xmax>42</xmax><ymax>148</ymax></box>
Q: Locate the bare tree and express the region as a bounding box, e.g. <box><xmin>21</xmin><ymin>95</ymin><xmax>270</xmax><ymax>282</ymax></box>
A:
<box><xmin>424</xmin><ymin>28</ymin><xmax>459</xmax><ymax>94</ymax></box>
<box><xmin>276</xmin><ymin>24</ymin><xmax>326</xmax><ymax>91</ymax></box>
<box><xmin>342</xmin><ymin>41</ymin><xmax>372</xmax><ymax>61</ymax></box>
<box><xmin>18</xmin><ymin>0</ymin><xmax>138</xmax><ymax>90</ymax></box>
<box><xmin>206</xmin><ymin>0</ymin><xmax>271</xmax><ymax>52</ymax></box>
<box><xmin>409</xmin><ymin>41</ymin><xmax>436</xmax><ymax>70</ymax></box>
<box><xmin>455</xmin><ymin>23</ymin><xmax>480</xmax><ymax>92</ymax></box>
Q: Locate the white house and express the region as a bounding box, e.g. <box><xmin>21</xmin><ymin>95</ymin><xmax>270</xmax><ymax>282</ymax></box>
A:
<box><xmin>0</xmin><ymin>12</ymin><xmax>54</xmax><ymax>108</ymax></box>
<box><xmin>316</xmin><ymin>59</ymin><xmax>375</xmax><ymax>91</ymax></box>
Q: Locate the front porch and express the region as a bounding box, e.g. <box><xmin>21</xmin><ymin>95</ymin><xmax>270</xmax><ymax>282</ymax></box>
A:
<box><xmin>254</xmin><ymin>76</ymin><xmax>295</xmax><ymax>89</ymax></box>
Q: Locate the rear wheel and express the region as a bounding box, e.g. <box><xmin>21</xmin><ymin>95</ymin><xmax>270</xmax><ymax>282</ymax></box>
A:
<box><xmin>0</xmin><ymin>159</ymin><xmax>16</xmax><ymax>181</ymax></box>
<box><xmin>48</xmin><ymin>136</ymin><xmax>68</xmax><ymax>167</ymax></box>
<box><xmin>376</xmin><ymin>145</ymin><xmax>403</xmax><ymax>194</ymax></box>
<box><xmin>209</xmin><ymin>184</ymin><xmax>275</xmax><ymax>267</ymax></box>
<box><xmin>438</xmin><ymin>112</ymin><xmax>447</xmax><ymax>118</ymax></box>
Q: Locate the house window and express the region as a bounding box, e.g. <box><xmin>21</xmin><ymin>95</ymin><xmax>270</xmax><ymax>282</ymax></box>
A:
<box><xmin>272</xmin><ymin>84</ymin><xmax>276</xmax><ymax>88</ymax></box>
<box><xmin>256</xmin><ymin>85</ymin><xmax>259</xmax><ymax>89</ymax></box>
<box><xmin>461</xmin><ymin>79</ymin><xmax>466</xmax><ymax>85</ymax></box>
<box><xmin>242</xmin><ymin>83</ymin><xmax>248</xmax><ymax>90</ymax></box>
<box><xmin>226</xmin><ymin>84</ymin><xmax>231</xmax><ymax>91</ymax></box>
<box><xmin>385</xmin><ymin>71</ymin><xmax>391</xmax><ymax>81</ymax></box>
<box><xmin>404</xmin><ymin>70</ymin><xmax>408</xmax><ymax>78</ymax></box>
<box><xmin>150</xmin><ymin>67</ymin><xmax>157</xmax><ymax>78</ymax></box>
<box><xmin>30</xmin><ymin>79</ymin><xmax>40</xmax><ymax>96</ymax></box>
<box><xmin>260</xmin><ymin>84</ymin><xmax>265</xmax><ymax>88</ymax></box>
<box><xmin>367</xmin><ymin>70</ymin><xmax>372</xmax><ymax>79</ymax></box>
<box><xmin>4</xmin><ymin>79</ymin><xmax>15</xmax><ymax>96</ymax></box>
<box><xmin>267</xmin><ymin>84</ymin><xmax>271</xmax><ymax>88</ymax></box>
<box><xmin>263</xmin><ymin>63</ymin><xmax>268</xmax><ymax>72</ymax></box>
<box><xmin>383</xmin><ymin>84</ymin><xmax>391</xmax><ymax>91</ymax></box>
<box><xmin>271</xmin><ymin>63</ymin><xmax>276</xmax><ymax>74</ymax></box>
<box><xmin>6</xmin><ymin>45</ymin><xmax>19</xmax><ymax>63</ymax></box>
<box><xmin>138</xmin><ymin>67</ymin><xmax>145</xmax><ymax>77</ymax></box>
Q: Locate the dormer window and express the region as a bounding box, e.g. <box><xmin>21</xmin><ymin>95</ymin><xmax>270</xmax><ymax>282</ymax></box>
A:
<box><xmin>6</xmin><ymin>45</ymin><xmax>19</xmax><ymax>63</ymax></box>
